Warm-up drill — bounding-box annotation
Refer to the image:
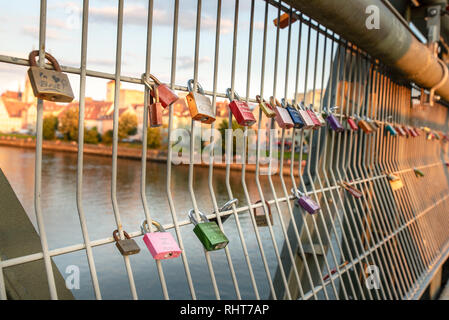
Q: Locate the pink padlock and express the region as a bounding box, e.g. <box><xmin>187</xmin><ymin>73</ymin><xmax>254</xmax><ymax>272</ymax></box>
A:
<box><xmin>141</xmin><ymin>219</ymin><xmax>182</xmax><ymax>260</ymax></box>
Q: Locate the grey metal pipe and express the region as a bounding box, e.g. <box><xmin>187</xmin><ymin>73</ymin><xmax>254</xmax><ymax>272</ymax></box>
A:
<box><xmin>285</xmin><ymin>0</ymin><xmax>449</xmax><ymax>102</ymax></box>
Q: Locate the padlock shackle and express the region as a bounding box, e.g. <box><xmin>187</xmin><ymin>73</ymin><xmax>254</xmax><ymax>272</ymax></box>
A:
<box><xmin>281</xmin><ymin>98</ymin><xmax>286</xmax><ymax>107</ymax></box>
<box><xmin>255</xmin><ymin>199</ymin><xmax>271</xmax><ymax>216</ymax></box>
<box><xmin>187</xmin><ymin>79</ymin><xmax>205</xmax><ymax>94</ymax></box>
<box><xmin>225</xmin><ymin>88</ymin><xmax>242</xmax><ymax>102</ymax></box>
<box><xmin>291</xmin><ymin>187</ymin><xmax>306</xmax><ymax>198</ymax></box>
<box><xmin>188</xmin><ymin>209</ymin><xmax>209</xmax><ymax>225</ymax></box>
<box><xmin>255</xmin><ymin>95</ymin><xmax>262</xmax><ymax>104</ymax></box>
<box><xmin>269</xmin><ymin>96</ymin><xmax>282</xmax><ymax>108</ymax></box>
<box><xmin>148</xmin><ymin>73</ymin><xmax>161</xmax><ymax>85</ymax></box>
<box><xmin>141</xmin><ymin>219</ymin><xmax>166</xmax><ymax>234</ymax></box>
<box><xmin>218</xmin><ymin>198</ymin><xmax>238</xmax><ymax>213</ymax></box>
<box><xmin>28</xmin><ymin>50</ymin><xmax>62</xmax><ymax>71</ymax></box>
<box><xmin>113</xmin><ymin>229</ymin><xmax>131</xmax><ymax>242</ymax></box>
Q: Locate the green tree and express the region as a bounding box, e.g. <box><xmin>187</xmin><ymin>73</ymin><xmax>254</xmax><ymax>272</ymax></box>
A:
<box><xmin>101</xmin><ymin>129</ymin><xmax>113</xmax><ymax>144</ymax></box>
<box><xmin>42</xmin><ymin>116</ymin><xmax>58</xmax><ymax>140</ymax></box>
<box><xmin>147</xmin><ymin>127</ymin><xmax>161</xmax><ymax>149</ymax></box>
<box><xmin>59</xmin><ymin>108</ymin><xmax>79</xmax><ymax>141</ymax></box>
<box><xmin>217</xmin><ymin>119</ymin><xmax>243</xmax><ymax>154</ymax></box>
<box><xmin>84</xmin><ymin>126</ymin><xmax>100</xmax><ymax>144</ymax></box>
<box><xmin>118</xmin><ymin>112</ymin><xmax>137</xmax><ymax>140</ymax></box>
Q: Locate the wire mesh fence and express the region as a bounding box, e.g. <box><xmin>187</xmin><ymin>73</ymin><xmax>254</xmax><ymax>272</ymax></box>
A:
<box><xmin>1</xmin><ymin>0</ymin><xmax>449</xmax><ymax>300</ymax></box>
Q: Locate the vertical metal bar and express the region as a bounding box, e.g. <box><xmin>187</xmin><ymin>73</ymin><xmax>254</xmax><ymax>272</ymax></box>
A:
<box><xmin>225</xmin><ymin>0</ymin><xmax>261</xmax><ymax>299</ymax></box>
<box><xmin>245</xmin><ymin>0</ymin><xmax>278</xmax><ymax>299</ymax></box>
<box><xmin>140</xmin><ymin>0</ymin><xmax>169</xmax><ymax>300</ymax></box>
<box><xmin>299</xmin><ymin>18</ymin><xmax>340</xmax><ymax>299</ymax></box>
<box><xmin>110</xmin><ymin>0</ymin><xmax>138</xmax><ymax>300</ymax></box>
<box><xmin>34</xmin><ymin>0</ymin><xmax>58</xmax><ymax>300</ymax></box>
<box><xmin>207</xmin><ymin>0</ymin><xmax>242</xmax><ymax>300</ymax></box>
<box><xmin>253</xmin><ymin>1</ymin><xmax>292</xmax><ymax>300</ymax></box>
<box><xmin>188</xmin><ymin>0</ymin><xmax>221</xmax><ymax>300</ymax></box>
<box><xmin>165</xmin><ymin>0</ymin><xmax>197</xmax><ymax>300</ymax></box>
<box><xmin>76</xmin><ymin>0</ymin><xmax>102</xmax><ymax>300</ymax></box>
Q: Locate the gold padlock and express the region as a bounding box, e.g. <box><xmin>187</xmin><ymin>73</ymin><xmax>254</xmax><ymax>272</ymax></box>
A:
<box><xmin>27</xmin><ymin>50</ymin><xmax>74</xmax><ymax>103</ymax></box>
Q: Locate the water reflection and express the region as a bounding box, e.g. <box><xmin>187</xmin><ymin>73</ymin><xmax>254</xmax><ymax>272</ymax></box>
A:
<box><xmin>0</xmin><ymin>145</ymin><xmax>297</xmax><ymax>299</ymax></box>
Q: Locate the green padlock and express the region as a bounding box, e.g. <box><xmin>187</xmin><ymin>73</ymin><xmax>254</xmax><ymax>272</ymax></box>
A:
<box><xmin>414</xmin><ymin>168</ymin><xmax>425</xmax><ymax>177</ymax></box>
<box><xmin>189</xmin><ymin>209</ymin><xmax>229</xmax><ymax>251</ymax></box>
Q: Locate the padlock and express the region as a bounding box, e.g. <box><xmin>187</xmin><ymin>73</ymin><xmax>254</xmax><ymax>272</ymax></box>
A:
<box><xmin>347</xmin><ymin>116</ymin><xmax>359</xmax><ymax>131</ymax></box>
<box><xmin>27</xmin><ymin>50</ymin><xmax>74</xmax><ymax>102</ymax></box>
<box><xmin>253</xmin><ymin>200</ymin><xmax>274</xmax><ymax>227</ymax></box>
<box><xmin>312</xmin><ymin>105</ymin><xmax>327</xmax><ymax>126</ymax></box>
<box><xmin>326</xmin><ymin>107</ymin><xmax>344</xmax><ymax>132</ymax></box>
<box><xmin>270</xmin><ymin>97</ymin><xmax>294</xmax><ymax>129</ymax></box>
<box><xmin>366</xmin><ymin>117</ymin><xmax>379</xmax><ymax>130</ymax></box>
<box><xmin>273</xmin><ymin>12</ymin><xmax>298</xmax><ymax>29</ymax></box>
<box><xmin>141</xmin><ymin>219</ymin><xmax>181</xmax><ymax>260</ymax></box>
<box><xmin>113</xmin><ymin>229</ymin><xmax>141</xmax><ymax>256</ymax></box>
<box><xmin>409</xmin><ymin>127</ymin><xmax>418</xmax><ymax>137</ymax></box>
<box><xmin>414</xmin><ymin>168</ymin><xmax>425</xmax><ymax>177</ymax></box>
<box><xmin>395</xmin><ymin>125</ymin><xmax>406</xmax><ymax>136</ymax></box>
<box><xmin>186</xmin><ymin>79</ymin><xmax>216</xmax><ymax>124</ymax></box>
<box><xmin>340</xmin><ymin>181</ymin><xmax>363</xmax><ymax>199</ymax></box>
<box><xmin>292</xmin><ymin>188</ymin><xmax>320</xmax><ymax>214</ymax></box>
<box><xmin>414</xmin><ymin>127</ymin><xmax>422</xmax><ymax>136</ymax></box>
<box><xmin>282</xmin><ymin>98</ymin><xmax>304</xmax><ymax>129</ymax></box>
<box><xmin>226</xmin><ymin>89</ymin><xmax>257</xmax><ymax>126</ymax></box>
<box><xmin>385</xmin><ymin>124</ymin><xmax>398</xmax><ymax>136</ymax></box>
<box><xmin>210</xmin><ymin>198</ymin><xmax>238</xmax><ymax>224</ymax></box>
<box><xmin>402</xmin><ymin>125</ymin><xmax>411</xmax><ymax>137</ymax></box>
<box><xmin>147</xmin><ymin>74</ymin><xmax>178</xmax><ymax>108</ymax></box>
<box><xmin>149</xmin><ymin>87</ymin><xmax>163</xmax><ymax>127</ymax></box>
<box><xmin>433</xmin><ymin>131</ymin><xmax>441</xmax><ymax>140</ymax></box>
<box><xmin>189</xmin><ymin>209</ymin><xmax>229</xmax><ymax>251</ymax></box>
<box><xmin>387</xmin><ymin>174</ymin><xmax>403</xmax><ymax>190</ymax></box>
<box><xmin>356</xmin><ymin>115</ymin><xmax>373</xmax><ymax>134</ymax></box>
<box><xmin>256</xmin><ymin>95</ymin><xmax>276</xmax><ymax>118</ymax></box>
<box><xmin>306</xmin><ymin>104</ymin><xmax>322</xmax><ymax>129</ymax></box>
<box><xmin>296</xmin><ymin>102</ymin><xmax>315</xmax><ymax>129</ymax></box>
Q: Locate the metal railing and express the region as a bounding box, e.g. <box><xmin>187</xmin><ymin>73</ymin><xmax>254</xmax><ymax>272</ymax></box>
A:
<box><xmin>0</xmin><ymin>0</ymin><xmax>449</xmax><ymax>300</ymax></box>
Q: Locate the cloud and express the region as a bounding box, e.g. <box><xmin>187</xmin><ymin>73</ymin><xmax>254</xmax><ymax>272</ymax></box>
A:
<box><xmin>63</xmin><ymin>3</ymin><xmax>235</xmax><ymax>34</ymax></box>
<box><xmin>176</xmin><ymin>56</ymin><xmax>211</xmax><ymax>70</ymax></box>
<box><xmin>21</xmin><ymin>25</ymin><xmax>69</xmax><ymax>41</ymax></box>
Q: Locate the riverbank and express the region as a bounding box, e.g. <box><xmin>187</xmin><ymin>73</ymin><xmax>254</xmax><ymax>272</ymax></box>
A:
<box><xmin>0</xmin><ymin>136</ymin><xmax>305</xmax><ymax>174</ymax></box>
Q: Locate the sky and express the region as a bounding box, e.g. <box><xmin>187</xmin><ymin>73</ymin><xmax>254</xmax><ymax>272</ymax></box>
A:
<box><xmin>0</xmin><ymin>0</ymin><xmax>332</xmax><ymax>103</ymax></box>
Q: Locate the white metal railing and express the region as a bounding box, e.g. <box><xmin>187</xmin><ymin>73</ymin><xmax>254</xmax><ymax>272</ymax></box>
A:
<box><xmin>0</xmin><ymin>0</ymin><xmax>449</xmax><ymax>300</ymax></box>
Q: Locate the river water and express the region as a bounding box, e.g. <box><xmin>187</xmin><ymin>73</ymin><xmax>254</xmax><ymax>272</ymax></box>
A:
<box><xmin>0</xmin><ymin>145</ymin><xmax>297</xmax><ymax>300</ymax></box>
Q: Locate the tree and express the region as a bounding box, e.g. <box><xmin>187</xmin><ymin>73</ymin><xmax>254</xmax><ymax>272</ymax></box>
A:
<box><xmin>42</xmin><ymin>116</ymin><xmax>58</xmax><ymax>140</ymax></box>
<box><xmin>147</xmin><ymin>127</ymin><xmax>161</xmax><ymax>149</ymax></box>
<box><xmin>59</xmin><ymin>108</ymin><xmax>79</xmax><ymax>141</ymax></box>
<box><xmin>118</xmin><ymin>112</ymin><xmax>137</xmax><ymax>140</ymax></box>
<box><xmin>84</xmin><ymin>127</ymin><xmax>100</xmax><ymax>144</ymax></box>
<box><xmin>101</xmin><ymin>130</ymin><xmax>113</xmax><ymax>144</ymax></box>
<box><xmin>217</xmin><ymin>119</ymin><xmax>243</xmax><ymax>154</ymax></box>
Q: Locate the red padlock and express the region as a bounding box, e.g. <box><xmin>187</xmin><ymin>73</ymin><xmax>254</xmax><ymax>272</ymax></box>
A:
<box><xmin>306</xmin><ymin>106</ymin><xmax>322</xmax><ymax>129</ymax></box>
<box><xmin>347</xmin><ymin>116</ymin><xmax>359</xmax><ymax>131</ymax></box>
<box><xmin>149</xmin><ymin>85</ymin><xmax>163</xmax><ymax>127</ymax></box>
<box><xmin>226</xmin><ymin>88</ymin><xmax>256</xmax><ymax>127</ymax></box>
<box><xmin>148</xmin><ymin>74</ymin><xmax>178</xmax><ymax>108</ymax></box>
<box><xmin>270</xmin><ymin>96</ymin><xmax>294</xmax><ymax>129</ymax></box>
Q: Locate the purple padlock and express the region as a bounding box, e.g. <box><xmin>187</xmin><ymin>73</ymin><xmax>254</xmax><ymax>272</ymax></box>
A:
<box><xmin>327</xmin><ymin>113</ymin><xmax>344</xmax><ymax>132</ymax></box>
<box><xmin>292</xmin><ymin>188</ymin><xmax>321</xmax><ymax>214</ymax></box>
